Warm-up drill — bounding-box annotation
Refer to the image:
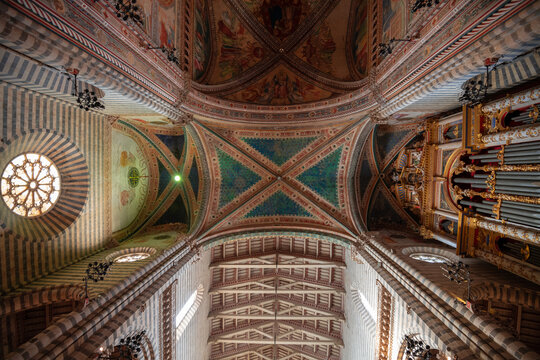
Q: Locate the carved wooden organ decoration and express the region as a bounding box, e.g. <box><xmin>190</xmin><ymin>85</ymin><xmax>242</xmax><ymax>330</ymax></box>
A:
<box><xmin>452</xmin><ymin>90</ymin><xmax>540</xmax><ymax>284</ymax></box>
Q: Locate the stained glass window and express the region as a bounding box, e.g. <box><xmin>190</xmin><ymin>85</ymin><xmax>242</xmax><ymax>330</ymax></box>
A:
<box><xmin>113</xmin><ymin>252</ymin><xmax>151</xmax><ymax>263</ymax></box>
<box><xmin>1</xmin><ymin>153</ymin><xmax>61</xmax><ymax>217</ymax></box>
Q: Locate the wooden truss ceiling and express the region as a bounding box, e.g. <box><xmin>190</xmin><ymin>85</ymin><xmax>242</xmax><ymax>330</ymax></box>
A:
<box><xmin>209</xmin><ymin>236</ymin><xmax>345</xmax><ymax>360</ymax></box>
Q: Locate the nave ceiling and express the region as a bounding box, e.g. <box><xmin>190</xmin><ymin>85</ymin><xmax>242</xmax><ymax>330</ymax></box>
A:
<box><xmin>191</xmin><ymin>0</ymin><xmax>368</xmax><ymax>106</ymax></box>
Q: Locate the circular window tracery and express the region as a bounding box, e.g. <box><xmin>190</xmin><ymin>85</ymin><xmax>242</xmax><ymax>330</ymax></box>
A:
<box><xmin>410</xmin><ymin>253</ymin><xmax>449</xmax><ymax>263</ymax></box>
<box><xmin>113</xmin><ymin>252</ymin><xmax>151</xmax><ymax>263</ymax></box>
<box><xmin>1</xmin><ymin>153</ymin><xmax>61</xmax><ymax>217</ymax></box>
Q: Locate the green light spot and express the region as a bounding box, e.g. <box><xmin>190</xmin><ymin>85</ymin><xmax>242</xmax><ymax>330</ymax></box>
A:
<box><xmin>174</xmin><ymin>175</ymin><xmax>182</xmax><ymax>182</ymax></box>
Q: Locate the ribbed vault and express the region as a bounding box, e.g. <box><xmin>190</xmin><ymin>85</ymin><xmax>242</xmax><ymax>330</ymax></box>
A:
<box><xmin>208</xmin><ymin>235</ymin><xmax>345</xmax><ymax>360</ymax></box>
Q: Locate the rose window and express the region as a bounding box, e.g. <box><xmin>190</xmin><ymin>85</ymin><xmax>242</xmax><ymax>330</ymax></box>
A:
<box><xmin>1</xmin><ymin>153</ymin><xmax>61</xmax><ymax>217</ymax></box>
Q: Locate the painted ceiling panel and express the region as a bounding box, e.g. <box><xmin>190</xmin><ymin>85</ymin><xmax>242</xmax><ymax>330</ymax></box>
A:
<box><xmin>374</xmin><ymin>126</ymin><xmax>413</xmax><ymax>168</ymax></box>
<box><xmin>111</xmin><ymin>129</ymin><xmax>150</xmax><ymax>233</ymax></box>
<box><xmin>206</xmin><ymin>0</ymin><xmax>267</xmax><ymax>84</ymax></box>
<box><xmin>241</xmin><ymin>0</ymin><xmax>325</xmax><ymax>40</ymax></box>
<box><xmin>191</xmin><ymin>0</ymin><xmax>366</xmax><ymax>105</ymax></box>
<box><xmin>296</xmin><ymin>145</ymin><xmax>342</xmax><ymax>208</ymax></box>
<box><xmin>155</xmin><ymin>133</ymin><xmax>184</xmax><ymax>161</ymax></box>
<box><xmin>224</xmin><ymin>64</ymin><xmax>334</xmax><ymax>105</ymax></box>
<box><xmin>294</xmin><ymin>0</ymin><xmax>353</xmax><ymax>80</ymax></box>
<box><xmin>367</xmin><ymin>186</ymin><xmax>409</xmax><ymax>231</ymax></box>
<box><xmin>240</xmin><ymin>136</ymin><xmax>318</xmax><ymax>166</ymax></box>
<box><xmin>217</xmin><ymin>148</ymin><xmax>262</xmax><ymax>208</ymax></box>
<box><xmin>195</xmin><ymin>119</ymin><xmax>362</xmax><ymax>238</ymax></box>
<box><xmin>246</xmin><ymin>190</ymin><xmax>312</xmax><ymax>218</ymax></box>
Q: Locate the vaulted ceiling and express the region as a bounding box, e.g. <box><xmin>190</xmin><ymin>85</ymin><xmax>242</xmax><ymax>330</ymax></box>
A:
<box><xmin>192</xmin><ymin>116</ymin><xmax>367</xmax><ymax>241</ymax></box>
<box><xmin>191</xmin><ymin>0</ymin><xmax>368</xmax><ymax>105</ymax></box>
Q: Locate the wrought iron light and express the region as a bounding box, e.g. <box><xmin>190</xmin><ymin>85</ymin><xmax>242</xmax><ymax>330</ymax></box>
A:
<box><xmin>441</xmin><ymin>260</ymin><xmax>472</xmax><ymax>300</ymax></box>
<box><xmin>65</xmin><ymin>69</ymin><xmax>105</xmax><ymax>111</ymax></box>
<box><xmin>148</xmin><ymin>46</ymin><xmax>179</xmax><ymax>65</ymax></box>
<box><xmin>97</xmin><ymin>330</ymin><xmax>146</xmax><ymax>359</ymax></box>
<box><xmin>378</xmin><ymin>37</ymin><xmax>413</xmax><ymax>57</ymax></box>
<box><xmin>404</xmin><ymin>335</ymin><xmax>434</xmax><ymax>360</ymax></box>
<box><xmin>411</xmin><ymin>0</ymin><xmax>440</xmax><ymax>13</ymax></box>
<box><xmin>459</xmin><ymin>57</ymin><xmax>499</xmax><ymax>106</ymax></box>
<box><xmin>83</xmin><ymin>261</ymin><xmax>113</xmax><ymax>299</ymax></box>
<box><xmin>114</xmin><ymin>0</ymin><xmax>143</xmax><ymax>25</ymax></box>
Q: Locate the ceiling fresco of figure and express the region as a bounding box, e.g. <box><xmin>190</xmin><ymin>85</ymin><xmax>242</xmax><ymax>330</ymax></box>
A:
<box><xmin>191</xmin><ymin>0</ymin><xmax>369</xmax><ymax>105</ymax></box>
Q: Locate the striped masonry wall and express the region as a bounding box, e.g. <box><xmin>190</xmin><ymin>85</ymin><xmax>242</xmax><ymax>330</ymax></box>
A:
<box><xmin>0</xmin><ymin>3</ymin><xmax>182</xmax><ymax>120</ymax></box>
<box><xmin>464</xmin><ymin>48</ymin><xmax>540</xmax><ymax>92</ymax></box>
<box><xmin>365</xmin><ymin>236</ymin><xmax>540</xmax><ymax>360</ymax></box>
<box><xmin>15</xmin><ymin>237</ymin><xmax>194</xmax><ymax>360</ymax></box>
<box><xmin>357</xmin><ymin>243</ymin><xmax>476</xmax><ymax>360</ymax></box>
<box><xmin>0</xmin><ymin>49</ymin><xmax>104</xmax><ymax>103</ymax></box>
<box><xmin>175</xmin><ymin>252</ymin><xmax>211</xmax><ymax>360</ymax></box>
<box><xmin>0</xmin><ymin>80</ymin><xmax>110</xmax><ymax>294</ymax></box>
<box><xmin>342</xmin><ymin>253</ymin><xmax>379</xmax><ymax>360</ymax></box>
<box><xmin>469</xmin><ymin>282</ymin><xmax>540</xmax><ymax>311</ymax></box>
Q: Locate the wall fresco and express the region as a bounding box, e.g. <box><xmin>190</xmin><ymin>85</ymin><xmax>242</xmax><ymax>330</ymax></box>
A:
<box><xmin>225</xmin><ymin>65</ymin><xmax>333</xmax><ymax>105</ymax></box>
<box><xmin>193</xmin><ymin>0</ymin><xmax>211</xmax><ymax>80</ymax></box>
<box><xmin>136</xmin><ymin>0</ymin><xmax>178</xmax><ymax>48</ymax></box>
<box><xmin>350</xmin><ymin>0</ymin><xmax>369</xmax><ymax>77</ymax></box>
<box><xmin>382</xmin><ymin>0</ymin><xmax>407</xmax><ymax>43</ymax></box>
<box><xmin>208</xmin><ymin>1</ymin><xmax>266</xmax><ymax>83</ymax></box>
<box><xmin>111</xmin><ymin>130</ymin><xmax>149</xmax><ymax>233</ymax></box>
<box><xmin>296</xmin><ymin>20</ymin><xmax>336</xmax><ymax>75</ymax></box>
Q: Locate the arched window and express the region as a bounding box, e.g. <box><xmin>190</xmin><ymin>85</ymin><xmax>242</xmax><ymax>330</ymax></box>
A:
<box><xmin>175</xmin><ymin>284</ymin><xmax>204</xmax><ymax>339</ymax></box>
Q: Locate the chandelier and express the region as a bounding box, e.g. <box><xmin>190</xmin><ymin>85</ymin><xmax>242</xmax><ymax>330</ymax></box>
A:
<box><xmin>411</xmin><ymin>0</ymin><xmax>441</xmax><ymax>13</ymax></box>
<box><xmin>65</xmin><ymin>68</ymin><xmax>105</xmax><ymax>111</ymax></box>
<box><xmin>114</xmin><ymin>0</ymin><xmax>144</xmax><ymax>25</ymax></box>
<box><xmin>458</xmin><ymin>57</ymin><xmax>499</xmax><ymax>106</ymax></box>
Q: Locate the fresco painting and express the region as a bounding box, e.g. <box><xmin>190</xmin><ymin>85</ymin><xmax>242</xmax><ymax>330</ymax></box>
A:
<box><xmin>157</xmin><ymin>0</ymin><xmax>176</xmax><ymax>49</ymax></box>
<box><xmin>243</xmin><ymin>0</ymin><xmax>319</xmax><ymax>39</ymax></box>
<box><xmin>212</xmin><ymin>8</ymin><xmax>266</xmax><ymax>82</ymax></box>
<box><xmin>349</xmin><ymin>0</ymin><xmax>369</xmax><ymax>77</ymax></box>
<box><xmin>112</xmin><ymin>130</ymin><xmax>149</xmax><ymax>233</ymax></box>
<box><xmin>382</xmin><ymin>0</ymin><xmax>407</xmax><ymax>43</ymax></box>
<box><xmin>134</xmin><ymin>0</ymin><xmax>178</xmax><ymax>49</ymax></box>
<box><xmin>194</xmin><ymin>0</ymin><xmax>211</xmax><ymax>80</ymax></box>
<box><xmin>225</xmin><ymin>66</ymin><xmax>333</xmax><ymax>105</ymax></box>
<box><xmin>298</xmin><ymin>21</ymin><xmax>336</xmax><ymax>75</ymax></box>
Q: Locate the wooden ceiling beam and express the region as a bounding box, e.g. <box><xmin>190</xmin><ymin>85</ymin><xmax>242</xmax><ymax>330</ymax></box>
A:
<box><xmin>214</xmin><ymin>339</ymin><xmax>337</xmax><ymax>346</ymax></box>
<box><xmin>210</xmin><ymin>289</ymin><xmax>342</xmax><ymax>295</ymax></box>
<box><xmin>210</xmin><ymin>345</ymin><xmax>273</xmax><ymax>360</ymax></box>
<box><xmin>211</xmin><ymin>314</ymin><xmax>340</xmax><ymax>321</ymax></box>
<box><xmin>279</xmin><ymin>345</ymin><xmax>330</xmax><ymax>360</ymax></box>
